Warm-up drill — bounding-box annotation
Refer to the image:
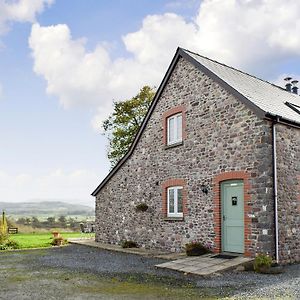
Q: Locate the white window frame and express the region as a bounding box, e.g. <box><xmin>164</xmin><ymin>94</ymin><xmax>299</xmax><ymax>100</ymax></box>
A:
<box><xmin>167</xmin><ymin>113</ymin><xmax>182</xmax><ymax>145</ymax></box>
<box><xmin>167</xmin><ymin>186</ymin><xmax>183</xmax><ymax>218</ymax></box>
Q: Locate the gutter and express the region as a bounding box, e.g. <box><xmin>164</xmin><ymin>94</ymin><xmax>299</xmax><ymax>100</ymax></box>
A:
<box><xmin>272</xmin><ymin>116</ymin><xmax>279</xmax><ymax>263</ymax></box>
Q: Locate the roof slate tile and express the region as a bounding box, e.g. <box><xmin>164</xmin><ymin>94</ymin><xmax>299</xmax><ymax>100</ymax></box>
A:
<box><xmin>184</xmin><ymin>49</ymin><xmax>300</xmax><ymax>125</ymax></box>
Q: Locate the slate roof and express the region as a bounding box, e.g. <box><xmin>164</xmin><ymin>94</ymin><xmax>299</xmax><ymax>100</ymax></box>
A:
<box><xmin>183</xmin><ymin>49</ymin><xmax>300</xmax><ymax>125</ymax></box>
<box><xmin>92</xmin><ymin>47</ymin><xmax>300</xmax><ymax>196</ymax></box>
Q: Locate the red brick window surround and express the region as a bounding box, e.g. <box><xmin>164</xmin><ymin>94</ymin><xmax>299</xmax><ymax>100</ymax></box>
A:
<box><xmin>162</xmin><ymin>179</ymin><xmax>188</xmax><ymax>219</ymax></box>
<box><xmin>162</xmin><ymin>105</ymin><xmax>187</xmax><ymax>146</ymax></box>
<box><xmin>212</xmin><ymin>171</ymin><xmax>252</xmax><ymax>257</ymax></box>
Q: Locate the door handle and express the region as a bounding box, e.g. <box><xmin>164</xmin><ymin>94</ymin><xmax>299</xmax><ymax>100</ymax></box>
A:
<box><xmin>223</xmin><ymin>215</ymin><xmax>226</xmax><ymax>221</ymax></box>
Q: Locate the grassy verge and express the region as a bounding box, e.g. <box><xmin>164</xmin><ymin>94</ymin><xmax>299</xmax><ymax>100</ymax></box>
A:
<box><xmin>9</xmin><ymin>232</ymin><xmax>95</xmax><ymax>249</ymax></box>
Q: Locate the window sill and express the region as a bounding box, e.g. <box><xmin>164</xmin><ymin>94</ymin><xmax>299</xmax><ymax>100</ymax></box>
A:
<box><xmin>163</xmin><ymin>217</ymin><xmax>184</xmax><ymax>221</ymax></box>
<box><xmin>164</xmin><ymin>141</ymin><xmax>183</xmax><ymax>150</ymax></box>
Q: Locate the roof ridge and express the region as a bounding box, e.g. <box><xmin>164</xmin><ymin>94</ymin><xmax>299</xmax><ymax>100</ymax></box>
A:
<box><xmin>180</xmin><ymin>47</ymin><xmax>297</xmax><ymax>96</ymax></box>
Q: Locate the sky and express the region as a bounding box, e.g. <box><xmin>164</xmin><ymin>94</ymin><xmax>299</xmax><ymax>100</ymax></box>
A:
<box><xmin>0</xmin><ymin>0</ymin><xmax>300</xmax><ymax>207</ymax></box>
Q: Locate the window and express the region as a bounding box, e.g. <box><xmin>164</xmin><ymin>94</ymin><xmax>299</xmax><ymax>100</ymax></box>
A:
<box><xmin>285</xmin><ymin>101</ymin><xmax>300</xmax><ymax>115</ymax></box>
<box><xmin>167</xmin><ymin>113</ymin><xmax>182</xmax><ymax>145</ymax></box>
<box><xmin>167</xmin><ymin>186</ymin><xmax>183</xmax><ymax>217</ymax></box>
<box><xmin>162</xmin><ymin>179</ymin><xmax>186</xmax><ymax>219</ymax></box>
<box><xmin>162</xmin><ymin>106</ymin><xmax>186</xmax><ymax>146</ymax></box>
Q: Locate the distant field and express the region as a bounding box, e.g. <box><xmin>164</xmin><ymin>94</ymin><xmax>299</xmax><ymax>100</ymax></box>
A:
<box><xmin>8</xmin><ymin>215</ymin><xmax>95</xmax><ymax>221</ymax></box>
<box><xmin>10</xmin><ymin>232</ymin><xmax>95</xmax><ymax>249</ymax></box>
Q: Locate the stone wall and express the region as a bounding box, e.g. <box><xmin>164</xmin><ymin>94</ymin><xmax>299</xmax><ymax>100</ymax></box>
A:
<box><xmin>95</xmin><ymin>57</ymin><xmax>275</xmax><ymax>257</ymax></box>
<box><xmin>276</xmin><ymin>123</ymin><xmax>300</xmax><ymax>263</ymax></box>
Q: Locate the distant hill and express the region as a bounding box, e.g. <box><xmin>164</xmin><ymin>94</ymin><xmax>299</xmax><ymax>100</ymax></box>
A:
<box><xmin>0</xmin><ymin>201</ymin><xmax>94</xmax><ymax>217</ymax></box>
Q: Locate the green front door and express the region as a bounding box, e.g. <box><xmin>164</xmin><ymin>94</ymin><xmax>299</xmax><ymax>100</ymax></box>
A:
<box><xmin>221</xmin><ymin>180</ymin><xmax>244</xmax><ymax>253</ymax></box>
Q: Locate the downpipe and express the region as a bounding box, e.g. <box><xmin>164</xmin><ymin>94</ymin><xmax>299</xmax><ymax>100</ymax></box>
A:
<box><xmin>272</xmin><ymin>118</ymin><xmax>279</xmax><ymax>264</ymax></box>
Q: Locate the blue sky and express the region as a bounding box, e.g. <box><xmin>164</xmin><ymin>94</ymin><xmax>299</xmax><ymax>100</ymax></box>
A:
<box><xmin>0</xmin><ymin>0</ymin><xmax>299</xmax><ymax>206</ymax></box>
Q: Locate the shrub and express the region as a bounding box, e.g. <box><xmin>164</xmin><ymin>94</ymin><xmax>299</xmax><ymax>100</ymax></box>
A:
<box><xmin>0</xmin><ymin>244</ymin><xmax>8</xmax><ymax>250</ymax></box>
<box><xmin>51</xmin><ymin>237</ymin><xmax>67</xmax><ymax>246</ymax></box>
<box><xmin>121</xmin><ymin>240</ymin><xmax>138</xmax><ymax>248</ymax></box>
<box><xmin>0</xmin><ymin>233</ymin><xmax>8</xmax><ymax>245</ymax></box>
<box><xmin>0</xmin><ymin>211</ymin><xmax>8</xmax><ymax>244</ymax></box>
<box><xmin>135</xmin><ymin>203</ymin><xmax>149</xmax><ymax>212</ymax></box>
<box><xmin>5</xmin><ymin>240</ymin><xmax>20</xmax><ymax>249</ymax></box>
<box><xmin>0</xmin><ymin>239</ymin><xmax>20</xmax><ymax>250</ymax></box>
<box><xmin>254</xmin><ymin>253</ymin><xmax>272</xmax><ymax>273</ymax></box>
<box><xmin>0</xmin><ymin>211</ymin><xmax>8</xmax><ymax>236</ymax></box>
<box><xmin>185</xmin><ymin>241</ymin><xmax>210</xmax><ymax>256</ymax></box>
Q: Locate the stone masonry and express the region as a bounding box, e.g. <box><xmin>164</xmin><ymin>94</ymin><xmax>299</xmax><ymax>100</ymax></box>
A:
<box><xmin>95</xmin><ymin>57</ymin><xmax>299</xmax><ymax>263</ymax></box>
<box><xmin>276</xmin><ymin>124</ymin><xmax>300</xmax><ymax>263</ymax></box>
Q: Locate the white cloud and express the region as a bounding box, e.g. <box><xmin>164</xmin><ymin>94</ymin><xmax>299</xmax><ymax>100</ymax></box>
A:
<box><xmin>0</xmin><ymin>169</ymin><xmax>99</xmax><ymax>205</ymax></box>
<box><xmin>29</xmin><ymin>24</ymin><xmax>113</xmax><ymax>109</ymax></box>
<box><xmin>193</xmin><ymin>0</ymin><xmax>300</xmax><ymax>67</ymax></box>
<box><xmin>122</xmin><ymin>13</ymin><xmax>197</xmax><ymax>66</ymax></box>
<box><xmin>0</xmin><ymin>1</ymin><xmax>53</xmax><ymax>114</ymax></box>
<box><xmin>0</xmin><ymin>0</ymin><xmax>54</xmax><ymax>35</ymax></box>
<box><xmin>29</xmin><ymin>15</ymin><xmax>197</xmax><ymax>130</ymax></box>
<box><xmin>28</xmin><ymin>0</ymin><xmax>300</xmax><ymax>130</ymax></box>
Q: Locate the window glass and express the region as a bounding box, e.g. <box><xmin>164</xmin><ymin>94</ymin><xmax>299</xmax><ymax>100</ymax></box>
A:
<box><xmin>168</xmin><ymin>117</ymin><xmax>175</xmax><ymax>144</ymax></box>
<box><xmin>167</xmin><ymin>186</ymin><xmax>183</xmax><ymax>217</ymax></box>
<box><xmin>177</xmin><ymin>114</ymin><xmax>182</xmax><ymax>141</ymax></box>
<box><xmin>168</xmin><ymin>188</ymin><xmax>174</xmax><ymax>213</ymax></box>
<box><xmin>167</xmin><ymin>113</ymin><xmax>182</xmax><ymax>145</ymax></box>
<box><xmin>177</xmin><ymin>188</ymin><xmax>183</xmax><ymax>213</ymax></box>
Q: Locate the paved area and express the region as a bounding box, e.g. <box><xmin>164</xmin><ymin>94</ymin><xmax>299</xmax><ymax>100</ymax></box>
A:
<box><xmin>68</xmin><ymin>238</ymin><xmax>185</xmax><ymax>260</ymax></box>
<box><xmin>156</xmin><ymin>254</ymin><xmax>252</xmax><ymax>276</ymax></box>
<box><xmin>69</xmin><ymin>239</ymin><xmax>252</xmax><ymax>276</ymax></box>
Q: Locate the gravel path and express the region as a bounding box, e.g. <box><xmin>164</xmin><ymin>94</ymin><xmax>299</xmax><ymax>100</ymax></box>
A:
<box><xmin>37</xmin><ymin>244</ymin><xmax>180</xmax><ymax>276</ymax></box>
<box><xmin>0</xmin><ymin>244</ymin><xmax>299</xmax><ymax>299</ymax></box>
<box><xmin>197</xmin><ymin>264</ymin><xmax>300</xmax><ymax>299</ymax></box>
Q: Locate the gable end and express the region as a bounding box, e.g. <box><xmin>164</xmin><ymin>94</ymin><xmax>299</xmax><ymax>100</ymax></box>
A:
<box><xmin>179</xmin><ymin>49</ymin><xmax>266</xmax><ymax>119</ymax></box>
<box><xmin>92</xmin><ymin>47</ymin><xmax>281</xmax><ymax>196</ymax></box>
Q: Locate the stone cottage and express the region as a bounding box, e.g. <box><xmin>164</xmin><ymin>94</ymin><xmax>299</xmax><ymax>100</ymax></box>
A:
<box><xmin>92</xmin><ymin>48</ymin><xmax>300</xmax><ymax>264</ymax></box>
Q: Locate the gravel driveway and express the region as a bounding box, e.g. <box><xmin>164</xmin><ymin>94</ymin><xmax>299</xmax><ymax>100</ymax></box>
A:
<box><xmin>0</xmin><ymin>244</ymin><xmax>299</xmax><ymax>299</ymax></box>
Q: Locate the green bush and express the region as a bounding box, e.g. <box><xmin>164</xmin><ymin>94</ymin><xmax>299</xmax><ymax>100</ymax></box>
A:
<box><xmin>185</xmin><ymin>242</ymin><xmax>210</xmax><ymax>256</ymax></box>
<box><xmin>0</xmin><ymin>211</ymin><xmax>8</xmax><ymax>236</ymax></box>
<box><xmin>121</xmin><ymin>240</ymin><xmax>138</xmax><ymax>248</ymax></box>
<box><xmin>51</xmin><ymin>237</ymin><xmax>67</xmax><ymax>246</ymax></box>
<box><xmin>135</xmin><ymin>203</ymin><xmax>149</xmax><ymax>212</ymax></box>
<box><xmin>0</xmin><ymin>233</ymin><xmax>8</xmax><ymax>245</ymax></box>
<box><xmin>5</xmin><ymin>240</ymin><xmax>20</xmax><ymax>249</ymax></box>
<box><xmin>0</xmin><ymin>239</ymin><xmax>20</xmax><ymax>250</ymax></box>
<box><xmin>0</xmin><ymin>244</ymin><xmax>8</xmax><ymax>250</ymax></box>
<box><xmin>254</xmin><ymin>253</ymin><xmax>272</xmax><ymax>273</ymax></box>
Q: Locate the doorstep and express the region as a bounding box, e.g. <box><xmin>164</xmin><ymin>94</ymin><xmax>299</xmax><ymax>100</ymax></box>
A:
<box><xmin>156</xmin><ymin>253</ymin><xmax>252</xmax><ymax>276</ymax></box>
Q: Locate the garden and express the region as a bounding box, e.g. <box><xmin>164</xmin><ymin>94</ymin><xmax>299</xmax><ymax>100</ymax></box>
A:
<box><xmin>0</xmin><ymin>211</ymin><xmax>94</xmax><ymax>250</ymax></box>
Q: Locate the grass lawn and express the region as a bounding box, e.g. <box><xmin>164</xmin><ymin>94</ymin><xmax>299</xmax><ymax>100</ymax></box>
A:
<box><xmin>9</xmin><ymin>232</ymin><xmax>95</xmax><ymax>249</ymax></box>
